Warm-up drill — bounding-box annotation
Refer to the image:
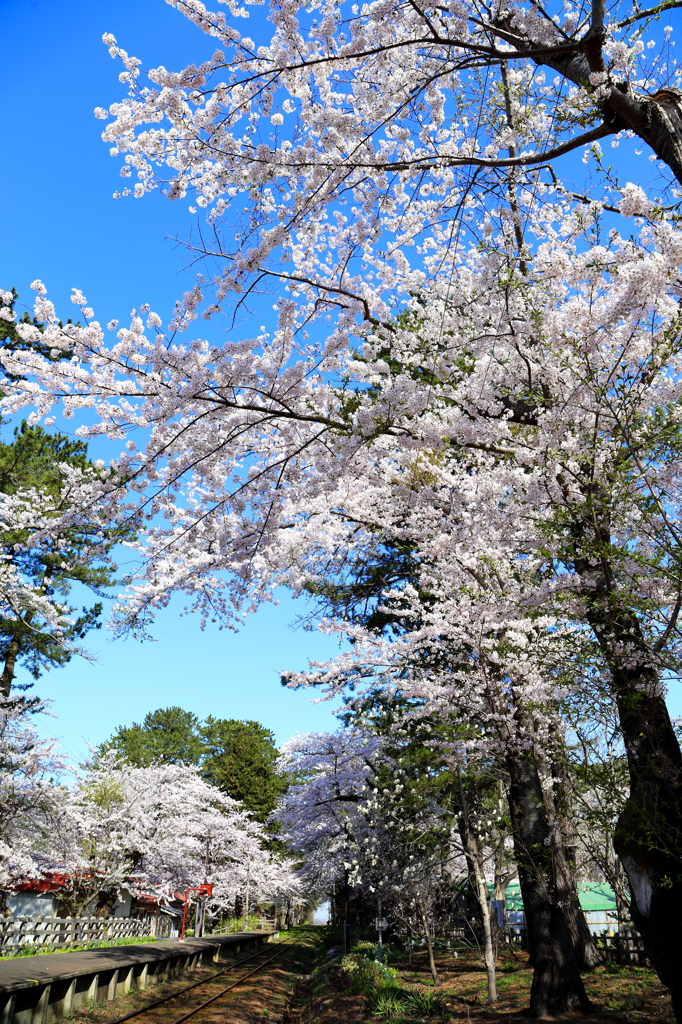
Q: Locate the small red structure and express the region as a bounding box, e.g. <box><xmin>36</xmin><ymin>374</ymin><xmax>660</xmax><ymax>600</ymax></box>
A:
<box><xmin>180</xmin><ymin>884</ymin><xmax>213</xmax><ymax>940</ymax></box>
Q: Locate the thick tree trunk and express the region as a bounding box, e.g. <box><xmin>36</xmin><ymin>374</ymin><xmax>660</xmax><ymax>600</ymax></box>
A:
<box><xmin>94</xmin><ymin>888</ymin><xmax>119</xmax><ymax>918</ymax></box>
<box><xmin>506</xmin><ymin>749</ymin><xmax>592</xmax><ymax>1017</ymax></box>
<box><xmin>541</xmin><ymin>731</ymin><xmax>602</xmax><ymax>971</ymax></box>
<box><xmin>588</xmin><ymin>609</ymin><xmax>682</xmax><ymax>1021</ymax></box>
<box><xmin>551</xmin><ymin>833</ymin><xmax>602</xmax><ymax>971</ymax></box>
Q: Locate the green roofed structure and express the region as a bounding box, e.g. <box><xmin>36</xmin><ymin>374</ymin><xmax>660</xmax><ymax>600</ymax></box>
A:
<box><xmin>501</xmin><ymin>882</ymin><xmax>619</xmax><ymax>936</ymax></box>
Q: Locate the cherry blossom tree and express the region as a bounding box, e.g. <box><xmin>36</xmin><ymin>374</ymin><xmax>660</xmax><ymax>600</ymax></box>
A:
<box><xmin>279</xmin><ymin>728</ymin><xmax>503</xmax><ymax>991</ymax></box>
<box><xmin>32</xmin><ymin>753</ymin><xmax>293</xmax><ymax>918</ymax></box>
<box><xmin>0</xmin><ymin>696</ymin><xmax>65</xmax><ymax>911</ymax></box>
<box><xmin>2</xmin><ymin>0</ymin><xmax>682</xmax><ymax>1013</ymax></box>
<box><xmin>4</xmin><ymin>205</ymin><xmax>682</xmax><ymax>1010</ymax></box>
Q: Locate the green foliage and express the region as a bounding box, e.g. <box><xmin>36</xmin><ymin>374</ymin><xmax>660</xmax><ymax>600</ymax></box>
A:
<box><xmin>0</xmin><ymin>419</ymin><xmax>125</xmax><ymax>695</ymax></box>
<box><xmin>218</xmin><ymin>914</ymin><xmax>263</xmax><ymax>933</ymax></box>
<box><xmin>366</xmin><ymin>984</ymin><xmax>448</xmax><ymax>1018</ymax></box>
<box><xmin>370</xmin><ymin>988</ymin><xmax>410</xmax><ymax>1017</ymax></box>
<box><xmin>352</xmin><ymin>940</ymin><xmax>379</xmax><ymax>957</ymax></box>
<box><xmin>341</xmin><ymin>953</ymin><xmax>399</xmax><ymax>996</ymax></box>
<box><xmin>200</xmin><ymin>718</ymin><xmax>288</xmax><ymax>821</ymax></box>
<box><xmin>402</xmin><ymin>989</ymin><xmax>448</xmax><ymax>1016</ymax></box>
<box><xmin>103</xmin><ymin>707</ymin><xmax>204</xmax><ymax>766</ymax></box>
<box><xmin>102</xmin><ymin>709</ymin><xmax>286</xmax><ymax>819</ymax></box>
<box><xmin>0</xmin><ymin>288</ymin><xmax>75</xmax><ymax>382</ymax></box>
<box><xmin>605</xmin><ymin>991</ymin><xmax>648</xmax><ymax>1012</ymax></box>
<box><xmin>0</xmin><ymin>935</ymin><xmax>167</xmax><ymax>959</ymax></box>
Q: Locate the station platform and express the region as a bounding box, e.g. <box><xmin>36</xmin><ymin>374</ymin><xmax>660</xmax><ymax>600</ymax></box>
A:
<box><xmin>0</xmin><ymin>931</ymin><xmax>277</xmax><ymax>1024</ymax></box>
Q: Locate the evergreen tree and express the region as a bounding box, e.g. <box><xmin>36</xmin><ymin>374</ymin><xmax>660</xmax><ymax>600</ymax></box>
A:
<box><xmin>0</xmin><ymin>291</ymin><xmax>123</xmax><ymax>697</ymax></box>
<box><xmin>200</xmin><ymin>718</ymin><xmax>287</xmax><ymax>822</ymax></box>
<box><xmin>102</xmin><ymin>709</ymin><xmax>287</xmax><ymax>822</ymax></box>
<box><xmin>104</xmin><ymin>707</ymin><xmax>204</xmax><ymax>767</ymax></box>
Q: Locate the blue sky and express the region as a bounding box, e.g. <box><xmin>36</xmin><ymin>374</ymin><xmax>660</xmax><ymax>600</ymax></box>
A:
<box><xmin>1</xmin><ymin>0</ymin><xmax>344</xmax><ymax>756</ymax></box>
<box><xmin>1</xmin><ymin>0</ymin><xmax>681</xmax><ymax>758</ymax></box>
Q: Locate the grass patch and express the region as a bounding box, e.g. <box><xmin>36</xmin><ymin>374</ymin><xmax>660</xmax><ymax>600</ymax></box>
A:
<box><xmin>0</xmin><ymin>935</ymin><xmax>168</xmax><ymax>959</ymax></box>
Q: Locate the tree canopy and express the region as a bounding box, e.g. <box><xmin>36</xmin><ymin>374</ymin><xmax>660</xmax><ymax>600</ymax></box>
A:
<box><xmin>4</xmin><ymin>0</ymin><xmax>682</xmax><ymax>1015</ymax></box>
<box><xmin>104</xmin><ymin>708</ymin><xmax>286</xmax><ymax>821</ymax></box>
<box><xmin>0</xmin><ymin>290</ymin><xmax>125</xmax><ymax>698</ymax></box>
<box><xmin>103</xmin><ymin>707</ymin><xmax>205</xmax><ymax>767</ymax></box>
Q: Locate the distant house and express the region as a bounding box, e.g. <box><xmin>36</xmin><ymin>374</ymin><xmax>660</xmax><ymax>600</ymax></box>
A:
<box><xmin>503</xmin><ymin>882</ymin><xmax>619</xmax><ymax>936</ymax></box>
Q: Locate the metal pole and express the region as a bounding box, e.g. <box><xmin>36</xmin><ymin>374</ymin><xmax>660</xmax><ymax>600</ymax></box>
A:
<box><xmin>180</xmin><ymin>890</ymin><xmax>189</xmax><ymax>940</ymax></box>
<box><xmin>344</xmin><ymin>869</ymin><xmax>351</xmax><ymax>954</ymax></box>
<box><xmin>244</xmin><ymin>861</ymin><xmax>250</xmax><ymax>931</ymax></box>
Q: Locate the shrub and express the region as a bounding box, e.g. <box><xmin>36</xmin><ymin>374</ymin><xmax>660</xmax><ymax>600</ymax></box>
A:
<box><xmin>341</xmin><ymin>954</ymin><xmax>385</xmax><ymax>995</ymax></box>
<box><xmin>368</xmin><ymin>985</ymin><xmax>409</xmax><ymax>1015</ymax></box>
<box><xmin>367</xmin><ymin>984</ymin><xmax>448</xmax><ymax>1018</ymax></box>
<box><xmin>402</xmin><ymin>989</ymin><xmax>448</xmax><ymax>1016</ymax></box>
<box><xmin>352</xmin><ymin>940</ymin><xmax>378</xmax><ymax>957</ymax></box>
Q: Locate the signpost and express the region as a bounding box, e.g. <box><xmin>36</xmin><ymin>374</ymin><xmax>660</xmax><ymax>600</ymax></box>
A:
<box><xmin>375</xmin><ymin>899</ymin><xmax>388</xmax><ymax>962</ymax></box>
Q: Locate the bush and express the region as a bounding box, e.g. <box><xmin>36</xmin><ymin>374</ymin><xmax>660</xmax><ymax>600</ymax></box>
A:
<box><xmin>218</xmin><ymin>914</ymin><xmax>262</xmax><ymax>934</ymax></box>
<box><xmin>0</xmin><ymin>935</ymin><xmax>168</xmax><ymax>960</ymax></box>
<box><xmin>352</xmin><ymin>940</ymin><xmax>378</xmax><ymax>958</ymax></box>
<box><xmin>341</xmin><ymin>953</ymin><xmax>384</xmax><ymax>994</ymax></box>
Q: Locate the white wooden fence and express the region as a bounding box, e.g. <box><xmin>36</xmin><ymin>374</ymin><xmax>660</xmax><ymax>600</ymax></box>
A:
<box><xmin>0</xmin><ymin>915</ymin><xmax>154</xmax><ymax>949</ymax></box>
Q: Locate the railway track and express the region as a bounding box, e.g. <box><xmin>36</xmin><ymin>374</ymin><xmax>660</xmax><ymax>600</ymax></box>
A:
<box><xmin>107</xmin><ymin>941</ymin><xmax>294</xmax><ymax>1024</ymax></box>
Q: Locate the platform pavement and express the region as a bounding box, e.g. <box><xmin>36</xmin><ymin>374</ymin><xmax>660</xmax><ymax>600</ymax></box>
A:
<box><xmin>0</xmin><ymin>932</ymin><xmax>272</xmax><ymax>992</ymax></box>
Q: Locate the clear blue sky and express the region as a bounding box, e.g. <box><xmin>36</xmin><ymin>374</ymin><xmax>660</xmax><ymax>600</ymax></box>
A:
<box><xmin>1</xmin><ymin>0</ymin><xmax>680</xmax><ymax>760</ymax></box>
<box><xmin>0</xmin><ymin>0</ymin><xmax>344</xmax><ymax>758</ymax></box>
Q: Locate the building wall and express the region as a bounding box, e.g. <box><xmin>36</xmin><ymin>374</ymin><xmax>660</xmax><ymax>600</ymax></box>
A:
<box><xmin>7</xmin><ymin>893</ymin><xmax>56</xmax><ymax>918</ymax></box>
<box><xmin>112</xmin><ymin>891</ymin><xmax>133</xmax><ymax>918</ymax></box>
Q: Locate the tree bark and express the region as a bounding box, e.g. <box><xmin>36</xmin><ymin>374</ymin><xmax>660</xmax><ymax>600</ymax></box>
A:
<box><xmin>541</xmin><ymin>728</ymin><xmax>602</xmax><ymax>971</ymax></box>
<box><xmin>551</xmin><ymin>829</ymin><xmax>602</xmax><ymax>971</ymax></box>
<box><xmin>588</xmin><ymin>607</ymin><xmax>682</xmax><ymax>1021</ymax></box>
<box><xmin>0</xmin><ymin>634</ymin><xmax>22</xmax><ymax>699</ymax></box>
<box><xmin>469</xmin><ymin>838</ymin><xmax>499</xmax><ymax>1003</ymax></box>
<box><xmin>417</xmin><ymin>898</ymin><xmax>440</xmax><ymax>986</ymax></box>
<box><xmin>457</xmin><ymin>771</ymin><xmax>498</xmax><ymax>1002</ymax></box>
<box><xmin>506</xmin><ymin>749</ymin><xmax>592</xmax><ymax>1017</ymax></box>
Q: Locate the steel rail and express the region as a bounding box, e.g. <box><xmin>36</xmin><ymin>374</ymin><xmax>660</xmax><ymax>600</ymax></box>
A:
<box><xmin>168</xmin><ymin>942</ymin><xmax>293</xmax><ymax>1024</ymax></box>
<box><xmin>107</xmin><ymin>941</ymin><xmax>289</xmax><ymax>1024</ymax></box>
